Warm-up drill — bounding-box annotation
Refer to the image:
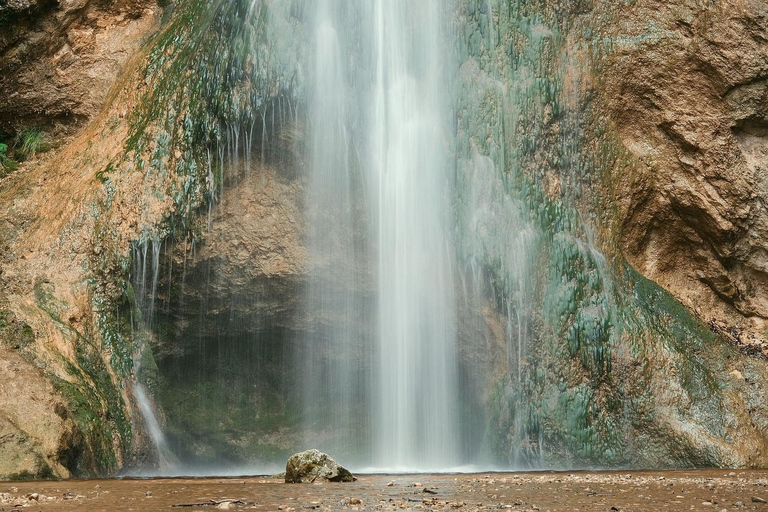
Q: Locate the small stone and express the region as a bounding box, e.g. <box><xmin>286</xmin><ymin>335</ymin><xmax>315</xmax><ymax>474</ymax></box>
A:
<box><xmin>752</xmin><ymin>496</ymin><xmax>767</xmax><ymax>504</ymax></box>
<box><xmin>386</xmin><ymin>481</ymin><xmax>394</xmax><ymax>487</ymax></box>
<box><xmin>734</xmin><ymin>501</ymin><xmax>745</xmax><ymax>508</ymax></box>
<box><xmin>412</xmin><ymin>482</ymin><xmax>423</xmax><ymax>487</ymax></box>
<box><xmin>216</xmin><ymin>502</ymin><xmax>232</xmax><ymax>510</ymax></box>
<box><xmin>26</xmin><ymin>494</ymin><xmax>38</xmax><ymax>501</ymax></box>
<box><xmin>702</xmin><ymin>501</ymin><xmax>713</xmax><ymax>506</ymax></box>
<box><xmin>348</xmin><ymin>498</ymin><xmax>362</xmax><ymax>505</ymax></box>
<box><xmin>145</xmin><ymin>491</ymin><xmax>152</xmax><ymax>497</ymax></box>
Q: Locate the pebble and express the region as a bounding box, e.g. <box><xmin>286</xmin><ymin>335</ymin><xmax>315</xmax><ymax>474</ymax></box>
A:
<box><xmin>386</xmin><ymin>482</ymin><xmax>394</xmax><ymax>487</ymax></box>
<box><xmin>753</xmin><ymin>496</ymin><xmax>767</xmax><ymax>504</ymax></box>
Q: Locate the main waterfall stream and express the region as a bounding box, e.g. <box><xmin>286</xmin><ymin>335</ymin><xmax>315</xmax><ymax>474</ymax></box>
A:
<box><xmin>303</xmin><ymin>0</ymin><xmax>460</xmax><ymax>471</ymax></box>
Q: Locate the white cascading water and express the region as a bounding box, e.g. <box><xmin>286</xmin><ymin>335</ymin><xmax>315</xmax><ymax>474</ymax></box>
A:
<box><xmin>368</xmin><ymin>1</ymin><xmax>458</xmax><ymax>471</ymax></box>
<box><xmin>301</xmin><ymin>0</ymin><xmax>364</xmax><ymax>459</ymax></box>
<box><xmin>306</xmin><ymin>1</ymin><xmax>459</xmax><ymax>471</ymax></box>
<box><xmin>133</xmin><ymin>383</ymin><xmax>177</xmax><ymax>470</ymax></box>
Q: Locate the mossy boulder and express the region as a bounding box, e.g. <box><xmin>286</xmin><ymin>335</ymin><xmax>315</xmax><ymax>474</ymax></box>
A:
<box><xmin>285</xmin><ymin>449</ymin><xmax>355</xmax><ymax>484</ymax></box>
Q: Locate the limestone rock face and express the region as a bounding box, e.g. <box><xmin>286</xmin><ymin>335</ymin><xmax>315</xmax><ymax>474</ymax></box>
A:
<box><xmin>285</xmin><ymin>450</ymin><xmax>356</xmax><ymax>484</ymax></box>
<box><xmin>0</xmin><ymin>0</ymin><xmax>160</xmax><ymax>134</ymax></box>
<box><xmin>0</xmin><ymin>345</ymin><xmax>79</xmax><ymax>480</ymax></box>
<box><xmin>607</xmin><ymin>0</ymin><xmax>768</xmax><ymax>354</ymax></box>
<box><xmin>0</xmin><ymin>0</ymin><xmax>161</xmax><ymax>479</ymax></box>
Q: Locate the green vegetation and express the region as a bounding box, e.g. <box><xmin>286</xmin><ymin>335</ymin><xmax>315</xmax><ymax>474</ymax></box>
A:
<box><xmin>0</xmin><ymin>308</ymin><xmax>35</xmax><ymax>351</ymax></box>
<box><xmin>13</xmin><ymin>128</ymin><xmax>48</xmax><ymax>160</ymax></box>
<box><xmin>95</xmin><ymin>163</ymin><xmax>116</xmax><ymax>184</ymax></box>
<box><xmin>0</xmin><ymin>142</ymin><xmax>18</xmax><ymax>176</ymax></box>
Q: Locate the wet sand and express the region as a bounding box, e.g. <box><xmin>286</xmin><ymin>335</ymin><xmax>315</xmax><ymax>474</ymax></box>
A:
<box><xmin>1</xmin><ymin>471</ymin><xmax>767</xmax><ymax>511</ymax></box>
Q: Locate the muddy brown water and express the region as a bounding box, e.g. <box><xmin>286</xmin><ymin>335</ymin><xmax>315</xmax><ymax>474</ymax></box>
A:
<box><xmin>1</xmin><ymin>471</ymin><xmax>767</xmax><ymax>511</ymax></box>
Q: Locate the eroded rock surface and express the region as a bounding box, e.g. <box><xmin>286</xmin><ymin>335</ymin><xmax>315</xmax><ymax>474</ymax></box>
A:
<box><xmin>607</xmin><ymin>0</ymin><xmax>768</xmax><ymax>354</ymax></box>
<box><xmin>0</xmin><ymin>0</ymin><xmax>161</xmax><ymax>479</ymax></box>
<box><xmin>0</xmin><ymin>0</ymin><xmax>160</xmax><ymax>134</ymax></box>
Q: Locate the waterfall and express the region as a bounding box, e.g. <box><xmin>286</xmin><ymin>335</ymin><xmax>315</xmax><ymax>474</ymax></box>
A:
<box><xmin>300</xmin><ymin>0</ymin><xmax>367</xmax><ymax>460</ymax></box>
<box><xmin>132</xmin><ymin>0</ymin><xmax>466</xmax><ymax>474</ymax></box>
<box><xmin>368</xmin><ymin>1</ymin><xmax>459</xmax><ymax>470</ymax></box>
<box><xmin>305</xmin><ymin>1</ymin><xmax>459</xmax><ymax>471</ymax></box>
<box><xmin>131</xmin><ymin>237</ymin><xmax>180</xmax><ymax>473</ymax></box>
<box><xmin>133</xmin><ymin>383</ymin><xmax>177</xmax><ymax>471</ymax></box>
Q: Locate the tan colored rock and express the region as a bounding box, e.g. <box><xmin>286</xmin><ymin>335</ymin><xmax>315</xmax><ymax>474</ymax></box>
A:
<box><xmin>606</xmin><ymin>0</ymin><xmax>768</xmax><ymax>351</ymax></box>
<box><xmin>0</xmin><ymin>346</ymin><xmax>77</xmax><ymax>479</ymax></box>
<box><xmin>285</xmin><ymin>449</ymin><xmax>356</xmax><ymax>484</ymax></box>
<box><xmin>0</xmin><ymin>0</ymin><xmax>161</xmax><ymax>135</ymax></box>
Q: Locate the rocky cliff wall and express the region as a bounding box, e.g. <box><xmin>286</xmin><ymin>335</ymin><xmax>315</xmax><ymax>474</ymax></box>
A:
<box><xmin>454</xmin><ymin>0</ymin><xmax>768</xmax><ymax>467</ymax></box>
<box><xmin>0</xmin><ymin>0</ymin><xmax>162</xmax><ymax>478</ymax></box>
<box><xmin>0</xmin><ymin>0</ymin><xmax>160</xmax><ymax>135</ymax></box>
<box><xmin>607</xmin><ymin>0</ymin><xmax>768</xmax><ymax>355</ymax></box>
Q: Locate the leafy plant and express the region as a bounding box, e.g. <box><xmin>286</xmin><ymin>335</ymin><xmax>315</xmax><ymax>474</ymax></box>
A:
<box><xmin>0</xmin><ymin>142</ymin><xmax>18</xmax><ymax>176</ymax></box>
<box><xmin>13</xmin><ymin>128</ymin><xmax>48</xmax><ymax>160</ymax></box>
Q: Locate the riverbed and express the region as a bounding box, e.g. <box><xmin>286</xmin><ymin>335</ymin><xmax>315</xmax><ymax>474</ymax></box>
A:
<box><xmin>1</xmin><ymin>471</ymin><xmax>767</xmax><ymax>511</ymax></box>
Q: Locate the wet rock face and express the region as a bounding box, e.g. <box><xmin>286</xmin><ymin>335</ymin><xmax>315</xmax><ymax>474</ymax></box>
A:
<box><xmin>0</xmin><ymin>0</ymin><xmax>162</xmax><ymax>481</ymax></box>
<box><xmin>608</xmin><ymin>0</ymin><xmax>768</xmax><ymax>346</ymax></box>
<box><xmin>152</xmin><ymin>164</ymin><xmax>308</xmax><ymax>346</ymax></box>
<box><xmin>0</xmin><ymin>0</ymin><xmax>160</xmax><ymax>135</ymax></box>
<box><xmin>285</xmin><ymin>449</ymin><xmax>356</xmax><ymax>483</ymax></box>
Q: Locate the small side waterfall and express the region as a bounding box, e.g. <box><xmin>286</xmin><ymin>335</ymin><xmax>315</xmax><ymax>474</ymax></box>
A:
<box><xmin>131</xmin><ymin>238</ymin><xmax>179</xmax><ymax>472</ymax></box>
<box><xmin>133</xmin><ymin>383</ymin><xmax>176</xmax><ymax>470</ymax></box>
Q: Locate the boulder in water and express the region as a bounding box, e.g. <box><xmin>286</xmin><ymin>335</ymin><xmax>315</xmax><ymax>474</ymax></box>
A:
<box><xmin>284</xmin><ymin>449</ymin><xmax>356</xmax><ymax>483</ymax></box>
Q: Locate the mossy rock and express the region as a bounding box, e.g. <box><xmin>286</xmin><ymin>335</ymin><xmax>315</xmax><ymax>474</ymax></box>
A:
<box><xmin>285</xmin><ymin>449</ymin><xmax>355</xmax><ymax>484</ymax></box>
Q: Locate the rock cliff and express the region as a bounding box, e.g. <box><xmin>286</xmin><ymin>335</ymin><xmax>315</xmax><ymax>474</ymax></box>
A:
<box><xmin>607</xmin><ymin>0</ymin><xmax>768</xmax><ymax>356</ymax></box>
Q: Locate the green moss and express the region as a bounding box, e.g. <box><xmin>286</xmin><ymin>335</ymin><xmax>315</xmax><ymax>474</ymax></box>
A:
<box><xmin>0</xmin><ymin>308</ymin><xmax>35</xmax><ymax>350</ymax></box>
<box><xmin>95</xmin><ymin>163</ymin><xmax>116</xmax><ymax>184</ymax></box>
<box><xmin>7</xmin><ymin>460</ymin><xmax>56</xmax><ymax>482</ymax></box>
<box><xmin>53</xmin><ymin>351</ymin><xmax>132</xmax><ymax>476</ymax></box>
<box><xmin>0</xmin><ymin>141</ymin><xmax>18</xmax><ymax>176</ymax></box>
